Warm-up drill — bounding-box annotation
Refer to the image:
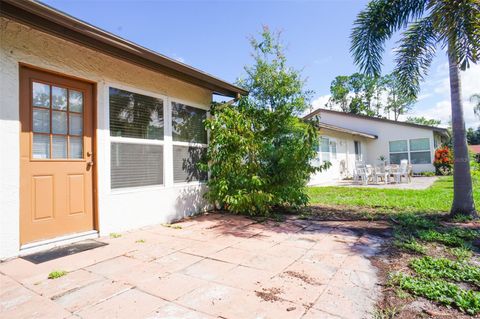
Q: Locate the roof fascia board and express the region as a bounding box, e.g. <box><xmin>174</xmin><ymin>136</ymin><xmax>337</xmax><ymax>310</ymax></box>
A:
<box><xmin>1</xmin><ymin>0</ymin><xmax>247</xmax><ymax>98</ymax></box>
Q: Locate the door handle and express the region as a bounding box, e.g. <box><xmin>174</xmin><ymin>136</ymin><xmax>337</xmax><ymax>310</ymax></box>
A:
<box><xmin>87</xmin><ymin>161</ymin><xmax>94</xmax><ymax>167</ymax></box>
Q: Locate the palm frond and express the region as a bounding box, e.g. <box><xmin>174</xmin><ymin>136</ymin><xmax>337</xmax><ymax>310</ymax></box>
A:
<box><xmin>394</xmin><ymin>17</ymin><xmax>437</xmax><ymax>99</ymax></box>
<box><xmin>430</xmin><ymin>0</ymin><xmax>480</xmax><ymax>70</ymax></box>
<box><xmin>351</xmin><ymin>0</ymin><xmax>428</xmax><ymax>76</ymax></box>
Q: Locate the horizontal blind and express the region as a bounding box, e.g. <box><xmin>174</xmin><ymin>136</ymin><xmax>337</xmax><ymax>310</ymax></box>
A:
<box><xmin>109</xmin><ymin>87</ymin><xmax>164</xmax><ymax>140</ymax></box>
<box><xmin>173</xmin><ymin>145</ymin><xmax>207</xmax><ymax>183</ymax></box>
<box><xmin>111</xmin><ymin>142</ymin><xmax>163</xmax><ymax>188</ymax></box>
<box><xmin>172</xmin><ymin>102</ymin><xmax>207</xmax><ymax>144</ymax></box>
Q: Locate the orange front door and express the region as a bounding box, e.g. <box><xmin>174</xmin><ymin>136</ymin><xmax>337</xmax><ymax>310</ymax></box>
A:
<box><xmin>19</xmin><ymin>66</ymin><xmax>95</xmax><ymax>245</ymax></box>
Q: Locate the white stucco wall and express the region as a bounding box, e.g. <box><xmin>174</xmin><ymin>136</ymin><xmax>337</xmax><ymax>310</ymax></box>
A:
<box><xmin>0</xmin><ymin>18</ymin><xmax>212</xmax><ymax>259</ymax></box>
<box><xmin>317</xmin><ymin>111</ymin><xmax>438</xmax><ymax>173</ymax></box>
<box><xmin>308</xmin><ymin>129</ymin><xmax>369</xmax><ymax>185</ymax></box>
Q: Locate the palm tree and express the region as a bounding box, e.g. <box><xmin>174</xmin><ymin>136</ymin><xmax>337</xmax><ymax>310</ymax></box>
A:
<box><xmin>351</xmin><ymin>0</ymin><xmax>479</xmax><ymax>218</ymax></box>
<box><xmin>471</xmin><ymin>93</ymin><xmax>480</xmax><ymax>118</ymax></box>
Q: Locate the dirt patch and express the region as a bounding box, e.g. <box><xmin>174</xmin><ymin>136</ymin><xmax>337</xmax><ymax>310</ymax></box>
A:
<box><xmin>255</xmin><ymin>287</ymin><xmax>284</xmax><ymax>302</ymax></box>
<box><xmin>283</xmin><ymin>270</ymin><xmax>322</xmax><ymax>286</ymax></box>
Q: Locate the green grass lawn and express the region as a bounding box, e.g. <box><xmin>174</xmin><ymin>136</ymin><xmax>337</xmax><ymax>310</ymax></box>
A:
<box><xmin>307</xmin><ymin>176</ymin><xmax>480</xmax><ymax>213</ymax></box>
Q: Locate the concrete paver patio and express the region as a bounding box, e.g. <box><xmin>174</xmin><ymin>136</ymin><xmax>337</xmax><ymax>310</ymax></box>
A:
<box><xmin>0</xmin><ymin>213</ymin><xmax>381</xmax><ymax>319</ymax></box>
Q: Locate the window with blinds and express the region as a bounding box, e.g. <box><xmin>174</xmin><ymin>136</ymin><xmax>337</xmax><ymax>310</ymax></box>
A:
<box><xmin>173</xmin><ymin>145</ymin><xmax>207</xmax><ymax>183</ymax></box>
<box><xmin>172</xmin><ymin>102</ymin><xmax>207</xmax><ymax>144</ymax></box>
<box><xmin>111</xmin><ymin>143</ymin><xmax>163</xmax><ymax>188</ymax></box>
<box><xmin>109</xmin><ymin>87</ymin><xmax>164</xmax><ymax>189</ymax></box>
<box><xmin>109</xmin><ymin>87</ymin><xmax>164</xmax><ymax>140</ymax></box>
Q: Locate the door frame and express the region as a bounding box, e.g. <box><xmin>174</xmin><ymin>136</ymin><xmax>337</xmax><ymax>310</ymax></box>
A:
<box><xmin>18</xmin><ymin>63</ymin><xmax>99</xmax><ymax>245</ymax></box>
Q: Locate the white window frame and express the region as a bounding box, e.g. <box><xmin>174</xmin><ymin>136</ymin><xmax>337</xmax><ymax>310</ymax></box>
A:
<box><xmin>388</xmin><ymin>138</ymin><xmax>432</xmax><ymax>165</ymax></box>
<box><xmin>170</xmin><ymin>97</ymin><xmax>209</xmax><ymax>186</ymax></box>
<box><xmin>409</xmin><ymin>138</ymin><xmax>431</xmax><ymax>164</ymax></box>
<box><xmin>316</xmin><ymin>136</ymin><xmax>337</xmax><ymax>164</ymax></box>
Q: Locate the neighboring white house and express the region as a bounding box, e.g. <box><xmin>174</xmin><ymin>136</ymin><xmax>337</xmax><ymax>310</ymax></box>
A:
<box><xmin>0</xmin><ymin>1</ymin><xmax>246</xmax><ymax>259</ymax></box>
<box><xmin>305</xmin><ymin>109</ymin><xmax>449</xmax><ymax>185</ymax></box>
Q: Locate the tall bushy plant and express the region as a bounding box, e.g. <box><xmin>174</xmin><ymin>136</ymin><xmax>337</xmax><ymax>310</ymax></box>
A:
<box><xmin>202</xmin><ymin>27</ymin><xmax>327</xmax><ymax>215</ymax></box>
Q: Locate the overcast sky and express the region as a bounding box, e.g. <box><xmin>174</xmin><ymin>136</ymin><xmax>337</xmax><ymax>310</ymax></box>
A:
<box><xmin>43</xmin><ymin>0</ymin><xmax>479</xmax><ymax>128</ymax></box>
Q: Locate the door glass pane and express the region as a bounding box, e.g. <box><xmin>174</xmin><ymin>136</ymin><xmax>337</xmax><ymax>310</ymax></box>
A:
<box><xmin>32</xmin><ymin>82</ymin><xmax>50</xmax><ymax>108</ymax></box>
<box><xmin>52</xmin><ymin>111</ymin><xmax>67</xmax><ymax>134</ymax></box>
<box><xmin>69</xmin><ymin>90</ymin><xmax>83</xmax><ymax>113</ymax></box>
<box><xmin>33</xmin><ymin>109</ymin><xmax>50</xmax><ymax>133</ymax></box>
<box><xmin>70</xmin><ymin>137</ymin><xmax>83</xmax><ymax>159</ymax></box>
<box><xmin>32</xmin><ymin>134</ymin><xmax>50</xmax><ymax>159</ymax></box>
<box><xmin>69</xmin><ymin>114</ymin><xmax>83</xmax><ymax>135</ymax></box>
<box><xmin>52</xmin><ymin>136</ymin><xmax>67</xmax><ymax>158</ymax></box>
<box><xmin>52</xmin><ymin>86</ymin><xmax>67</xmax><ymax>110</ymax></box>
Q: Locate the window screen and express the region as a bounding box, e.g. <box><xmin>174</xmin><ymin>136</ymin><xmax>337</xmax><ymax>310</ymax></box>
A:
<box><xmin>389</xmin><ymin>140</ymin><xmax>409</xmax><ymax>164</ymax></box>
<box><xmin>109</xmin><ymin>87</ymin><xmax>164</xmax><ymax>140</ymax></box>
<box><xmin>410</xmin><ymin>138</ymin><xmax>430</xmax><ymax>151</ymax></box>
<box><xmin>172</xmin><ymin>102</ymin><xmax>207</xmax><ymax>144</ymax></box>
<box><xmin>389</xmin><ymin>140</ymin><xmax>408</xmax><ymax>152</ymax></box>
<box><xmin>111</xmin><ymin>142</ymin><xmax>163</xmax><ymax>189</ymax></box>
<box><xmin>320</xmin><ymin>137</ymin><xmax>330</xmax><ymax>162</ymax></box>
<box><xmin>331</xmin><ymin>141</ymin><xmax>337</xmax><ymax>159</ymax></box>
<box><xmin>173</xmin><ymin>145</ymin><xmax>207</xmax><ymax>183</ymax></box>
<box><xmin>390</xmin><ymin>153</ymin><xmax>409</xmax><ymax>164</ymax></box>
<box><xmin>410</xmin><ymin>138</ymin><xmax>431</xmax><ymax>164</ymax></box>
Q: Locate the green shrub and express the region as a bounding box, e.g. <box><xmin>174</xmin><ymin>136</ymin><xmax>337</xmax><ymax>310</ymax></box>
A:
<box><xmin>202</xmin><ymin>28</ymin><xmax>329</xmax><ymax>215</ymax></box>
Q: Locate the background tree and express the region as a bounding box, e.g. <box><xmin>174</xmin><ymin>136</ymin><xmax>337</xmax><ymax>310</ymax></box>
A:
<box><xmin>203</xmin><ymin>27</ymin><xmax>328</xmax><ymax>215</ymax></box>
<box><xmin>351</xmin><ymin>0</ymin><xmax>479</xmax><ymax>218</ymax></box>
<box><xmin>406</xmin><ymin>116</ymin><xmax>441</xmax><ymax>126</ymax></box>
<box><xmin>467</xmin><ymin>127</ymin><xmax>480</xmax><ymax>145</ymax></box>
<box><xmin>326</xmin><ymin>72</ymin><xmax>414</xmax><ymax>119</ymax></box>
<box><xmin>383</xmin><ymin>72</ymin><xmax>415</xmax><ymax>121</ymax></box>
<box><xmin>471</xmin><ymin>93</ymin><xmax>480</xmax><ymax>119</ymax></box>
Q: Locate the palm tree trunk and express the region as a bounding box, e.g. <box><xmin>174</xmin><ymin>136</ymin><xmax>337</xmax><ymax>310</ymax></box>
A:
<box><xmin>448</xmin><ymin>47</ymin><xmax>477</xmax><ymax>218</ymax></box>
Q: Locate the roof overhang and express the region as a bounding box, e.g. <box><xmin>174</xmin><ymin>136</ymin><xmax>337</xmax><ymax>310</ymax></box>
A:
<box><xmin>305</xmin><ymin>108</ymin><xmax>449</xmax><ymax>136</ymax></box>
<box><xmin>318</xmin><ymin>122</ymin><xmax>377</xmax><ymax>139</ymax></box>
<box><xmin>0</xmin><ymin>0</ymin><xmax>248</xmax><ymax>98</ymax></box>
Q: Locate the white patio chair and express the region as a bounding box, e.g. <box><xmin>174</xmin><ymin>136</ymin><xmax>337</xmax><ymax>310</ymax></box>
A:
<box><xmin>373</xmin><ymin>164</ymin><xmax>389</xmax><ymax>184</ymax></box>
<box><xmin>353</xmin><ymin>162</ymin><xmax>365</xmax><ymax>183</ymax></box>
<box><xmin>357</xmin><ymin>165</ymin><xmax>373</xmax><ymax>185</ymax></box>
<box><xmin>391</xmin><ymin>160</ymin><xmax>409</xmax><ymax>183</ymax></box>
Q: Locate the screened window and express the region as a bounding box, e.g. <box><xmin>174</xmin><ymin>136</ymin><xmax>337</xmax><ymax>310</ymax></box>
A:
<box><xmin>331</xmin><ymin>141</ymin><xmax>337</xmax><ymax>160</ymax></box>
<box><xmin>111</xmin><ymin>143</ymin><xmax>163</xmax><ymax>189</ymax></box>
<box><xmin>320</xmin><ymin>137</ymin><xmax>330</xmax><ymax>162</ymax></box>
<box><xmin>109</xmin><ymin>87</ymin><xmax>164</xmax><ymax>140</ymax></box>
<box><xmin>173</xmin><ymin>145</ymin><xmax>207</xmax><ymax>183</ymax></box>
<box><xmin>172</xmin><ymin>102</ymin><xmax>207</xmax><ymax>143</ymax></box>
<box><xmin>410</xmin><ymin>138</ymin><xmax>431</xmax><ymax>164</ymax></box>
<box><xmin>354</xmin><ymin>141</ymin><xmax>362</xmax><ymax>161</ymax></box>
<box><xmin>109</xmin><ymin>87</ymin><xmax>164</xmax><ymax>189</ymax></box>
<box><xmin>172</xmin><ymin>102</ymin><xmax>208</xmax><ymax>183</ymax></box>
<box><xmin>389</xmin><ymin>140</ymin><xmax>408</xmax><ymax>164</ymax></box>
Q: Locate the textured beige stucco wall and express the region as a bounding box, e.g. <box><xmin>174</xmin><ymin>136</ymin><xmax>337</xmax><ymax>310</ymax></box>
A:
<box><xmin>0</xmin><ymin>18</ymin><xmax>212</xmax><ymax>104</ymax></box>
<box><xmin>0</xmin><ymin>17</ymin><xmax>212</xmax><ymax>259</ymax></box>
